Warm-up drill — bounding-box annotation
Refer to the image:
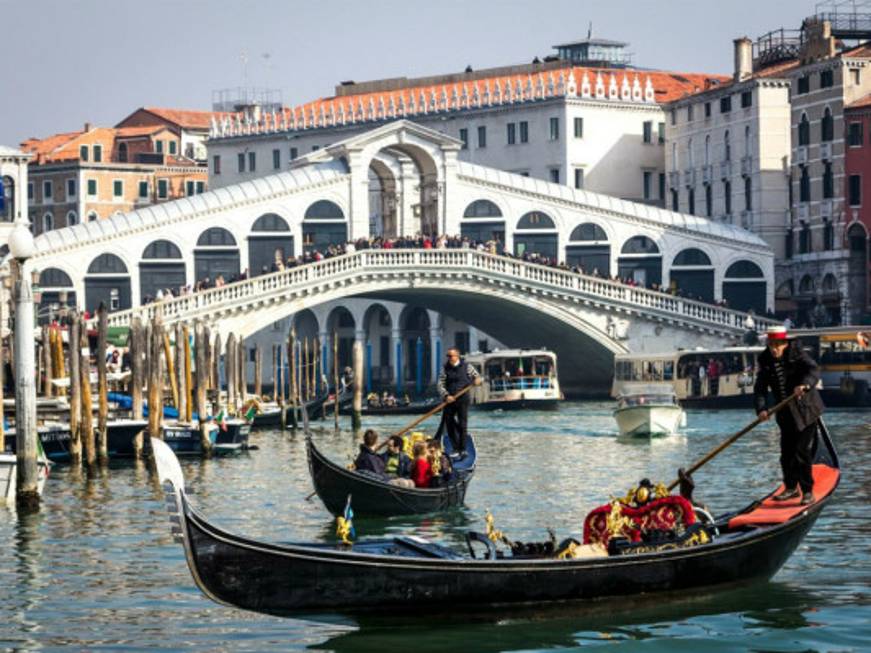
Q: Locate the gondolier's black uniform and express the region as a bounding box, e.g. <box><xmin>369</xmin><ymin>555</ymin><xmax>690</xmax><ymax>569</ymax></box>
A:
<box><xmin>753</xmin><ymin>340</ymin><xmax>825</xmax><ymax>495</ymax></box>
<box><xmin>437</xmin><ymin>359</ymin><xmax>480</xmax><ymax>453</ymax></box>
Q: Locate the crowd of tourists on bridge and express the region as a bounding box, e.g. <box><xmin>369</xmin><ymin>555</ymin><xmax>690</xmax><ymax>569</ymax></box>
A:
<box><xmin>140</xmin><ymin>233</ymin><xmax>771</xmax><ymax>316</ymax></box>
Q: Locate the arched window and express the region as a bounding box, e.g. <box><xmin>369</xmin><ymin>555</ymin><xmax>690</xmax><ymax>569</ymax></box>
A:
<box><xmin>0</xmin><ymin>175</ymin><xmax>14</xmax><ymax>222</ymax></box>
<box><xmin>672</xmin><ymin>248</ymin><xmax>712</xmax><ymax>266</ymax></box>
<box><xmin>822</xmin><ymin>273</ymin><xmax>839</xmax><ymax>294</ymax></box>
<box><xmin>799</xmin><ymin>113</ymin><xmax>810</xmax><ymax>146</ymax></box>
<box><xmin>87</xmin><ymin>211</ymin><xmax>98</xmax><ymax>222</ymax></box>
<box><xmin>687</xmin><ymin>137</ymin><xmax>693</xmax><ymax>167</ymax></box>
<box><xmin>724</xmin><ymin>260</ymin><xmax>763</xmax><ymax>278</ymax></box>
<box><xmin>142</xmin><ymin>239</ymin><xmax>183</xmax><ymax>259</ymax></box>
<box><xmin>744</xmin><ymin>125</ymin><xmax>751</xmax><ymax>155</ymax></box>
<box><xmin>516</xmin><ymin>211</ymin><xmax>555</xmax><ymax>229</ymax></box>
<box><xmin>621</xmin><ymin>235</ymin><xmax>660</xmax><ymax>254</ymax></box>
<box><xmin>66</xmin><ymin>210</ymin><xmax>78</xmax><ymax>227</ymax></box>
<box><xmin>39</xmin><ymin>268</ymin><xmax>73</xmax><ymax>287</ymax></box>
<box><xmin>463</xmin><ymin>199</ymin><xmax>502</xmax><ymax>218</ymax></box>
<box><xmin>848</xmin><ymin>222</ymin><xmax>868</xmax><ymax>252</ymax></box>
<box><xmin>821</xmin><ymin>107</ymin><xmax>834</xmax><ymax>142</ymax></box>
<box><xmin>251</xmin><ymin>213</ymin><xmax>290</xmax><ymax>231</ymax></box>
<box><xmin>724</xmin><ymin>130</ymin><xmax>731</xmax><ymax>161</ymax></box>
<box><xmin>304</xmin><ymin>200</ymin><xmax>344</xmax><ymax>219</ymax></box>
<box><xmin>799</xmin><ymin>275</ymin><xmax>815</xmax><ymax>294</ymax></box>
<box><xmin>87</xmin><ymin>253</ymin><xmax>128</xmax><ymax>274</ymax></box>
<box><xmin>197</xmin><ymin>227</ymin><xmax>237</xmax><ymax>247</ymax></box>
<box><xmin>704</xmin><ymin>135</ymin><xmax>711</xmax><ymax>166</ymax></box>
<box><xmin>42</xmin><ymin>213</ymin><xmax>53</xmax><ymax>232</ymax></box>
<box><xmin>569</xmin><ymin>223</ymin><xmax>607</xmax><ymax>241</ymax></box>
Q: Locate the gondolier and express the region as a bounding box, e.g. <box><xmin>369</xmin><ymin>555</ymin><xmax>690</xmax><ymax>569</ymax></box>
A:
<box><xmin>437</xmin><ymin>348</ymin><xmax>482</xmax><ymax>455</ymax></box>
<box><xmin>753</xmin><ymin>325</ymin><xmax>825</xmax><ymax>505</ymax></box>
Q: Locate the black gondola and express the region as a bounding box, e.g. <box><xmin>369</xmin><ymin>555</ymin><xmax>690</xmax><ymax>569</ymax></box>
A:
<box><xmin>251</xmin><ymin>385</ymin><xmax>351</xmax><ymax>428</ymax></box>
<box><xmin>306</xmin><ymin>434</ymin><xmax>476</xmax><ymax>516</ymax></box>
<box><xmin>339</xmin><ymin>399</ymin><xmax>440</xmax><ymax>417</ymax></box>
<box><xmin>4</xmin><ymin>420</ymin><xmax>148</xmax><ymax>461</ymax></box>
<box><xmin>150</xmin><ymin>420</ymin><xmax>839</xmax><ymax>617</ymax></box>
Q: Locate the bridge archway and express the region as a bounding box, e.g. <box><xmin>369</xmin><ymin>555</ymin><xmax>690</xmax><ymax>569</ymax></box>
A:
<box><xmin>514</xmin><ymin>211</ymin><xmax>558</xmax><ymax>259</ymax></box>
<box><xmin>670</xmin><ymin>247</ymin><xmax>714</xmax><ymax>302</ymax></box>
<box><xmin>565</xmin><ymin>222</ymin><xmax>610</xmax><ymax>275</ymax></box>
<box><xmin>38</xmin><ymin>268</ymin><xmax>76</xmax><ymax>323</ymax></box>
<box><xmin>140</xmin><ymin>239</ymin><xmax>185</xmax><ymax>302</ymax></box>
<box><xmin>618</xmin><ymin>235</ymin><xmax>662</xmax><ymax>287</ymax></box>
<box><xmin>85</xmin><ymin>253</ymin><xmax>131</xmax><ymax>314</ymax></box>
<box><xmin>249</xmin><ymin>213</ymin><xmax>293</xmax><ymax>275</ymax></box>
<box><xmin>362</xmin><ymin>303</ymin><xmax>393</xmax><ymax>388</ymax></box>
<box><xmin>195</xmin><ymin>227</ymin><xmax>240</xmax><ymax>284</ymax></box>
<box><xmin>369</xmin><ymin>156</ymin><xmax>399</xmax><ymax>239</ymax></box>
<box><xmin>399</xmin><ymin>306</ymin><xmax>432</xmax><ymax>391</ymax></box>
<box><xmin>723</xmin><ymin>260</ymin><xmax>766</xmax><ymax>313</ymax></box>
<box><xmin>325</xmin><ymin>306</ymin><xmax>356</xmax><ymax>373</ymax></box>
<box><xmin>461</xmin><ymin>199</ymin><xmax>505</xmax><ymax>244</ymax></box>
<box><xmin>303</xmin><ymin>200</ymin><xmax>347</xmax><ymax>253</ymax></box>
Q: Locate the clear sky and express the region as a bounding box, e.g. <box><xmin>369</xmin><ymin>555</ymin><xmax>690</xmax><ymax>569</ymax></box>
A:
<box><xmin>1</xmin><ymin>0</ymin><xmax>818</xmax><ymax>147</ymax></box>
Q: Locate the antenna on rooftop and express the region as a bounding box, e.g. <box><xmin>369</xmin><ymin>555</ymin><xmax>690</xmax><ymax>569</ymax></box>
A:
<box><xmin>588</xmin><ymin>21</ymin><xmax>593</xmax><ymax>39</ymax></box>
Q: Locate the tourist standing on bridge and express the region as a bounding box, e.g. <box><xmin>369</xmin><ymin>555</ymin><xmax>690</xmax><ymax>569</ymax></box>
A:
<box><xmin>437</xmin><ymin>348</ymin><xmax>481</xmax><ymax>456</ymax></box>
<box><xmin>753</xmin><ymin>326</ymin><xmax>824</xmax><ymax>506</ymax></box>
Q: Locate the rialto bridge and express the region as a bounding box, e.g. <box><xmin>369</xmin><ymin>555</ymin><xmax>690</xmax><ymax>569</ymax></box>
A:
<box><xmin>27</xmin><ymin>121</ymin><xmax>777</xmax><ymax>394</ymax></box>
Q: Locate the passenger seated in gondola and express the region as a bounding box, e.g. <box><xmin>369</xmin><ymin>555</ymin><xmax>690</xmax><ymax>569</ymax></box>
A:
<box><xmin>410</xmin><ymin>441</ymin><xmax>433</xmax><ymax>488</ymax></box>
<box><xmin>380</xmin><ymin>435</ymin><xmax>414</xmax><ymax>488</ymax></box>
<box><xmin>402</xmin><ymin>393</ymin><xmax>411</xmax><ymax>407</ymax></box>
<box><xmin>384</xmin><ymin>393</ymin><xmax>397</xmax><ymax>407</ymax></box>
<box><xmin>366</xmin><ymin>392</ymin><xmax>380</xmax><ymax>408</ymax></box>
<box><xmin>427</xmin><ymin>439</ymin><xmax>453</xmax><ymax>487</ymax></box>
<box><xmin>354</xmin><ymin>429</ymin><xmax>386</xmax><ymax>477</ymax></box>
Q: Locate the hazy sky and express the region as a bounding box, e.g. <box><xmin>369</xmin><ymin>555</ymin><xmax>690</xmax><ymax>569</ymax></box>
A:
<box><xmin>1</xmin><ymin>0</ymin><xmax>817</xmax><ymax>146</ymax></box>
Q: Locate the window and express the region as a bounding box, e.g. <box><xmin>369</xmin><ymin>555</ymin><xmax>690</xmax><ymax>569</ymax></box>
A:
<box><xmin>507</xmin><ymin>123</ymin><xmax>516</xmax><ymax>145</ymax></box>
<box><xmin>851</xmin><ymin>68</ymin><xmax>861</xmax><ymax>85</ymax></box>
<box><xmin>549</xmin><ymin>117</ymin><xmax>559</xmax><ymax>140</ymax></box>
<box><xmin>213</xmin><ymin>155</ymin><xmax>221</xmax><ymax>174</ymax></box>
<box><xmin>42</xmin><ymin>213</ymin><xmax>53</xmax><ymax>232</ymax></box>
<box><xmin>658</xmin><ymin>122</ymin><xmax>665</xmax><ymax>144</ymax></box>
<box><xmin>113</xmin><ymin>180</ymin><xmax>123</xmax><ymax>197</ymax></box>
<box><xmin>786</xmin><ymin>229</ymin><xmax>793</xmax><ymax>259</ymax></box>
<box><xmin>549</xmin><ymin>168</ymin><xmax>560</xmax><ymax>183</ymax></box>
<box><xmin>643</xmin><ymin>121</ymin><xmax>653</xmax><ymax>144</ymax></box>
<box><xmin>79</xmin><ymin>145</ymin><xmax>89</xmax><ymax>162</ymax></box>
<box><xmin>169</xmin><ymin>141</ymin><xmax>177</xmax><ymax>155</ymax></box>
<box><xmin>27</xmin><ymin>182</ymin><xmax>33</xmax><ymax>200</ymax></box>
<box><xmin>705</xmin><ymin>184</ymin><xmax>713</xmax><ymax>216</ymax></box>
<box><xmin>157</xmin><ymin>179</ymin><xmax>168</xmax><ymax>199</ymax></box>
<box><xmin>658</xmin><ymin>173</ymin><xmax>665</xmax><ymax>200</ymax></box>
<box><xmin>289</xmin><ymin>147</ymin><xmax>298</xmax><ymax>160</ymax></box>
<box><xmin>821</xmin><ymin>107</ymin><xmax>834</xmax><ymax>142</ymax></box>
<box><xmin>237</xmin><ymin>152</ymin><xmax>245</xmax><ymax>172</ymax></box>
<box><xmin>43</xmin><ymin>180</ymin><xmax>52</xmax><ymax>201</ymax></box>
<box><xmin>687</xmin><ymin>104</ymin><xmax>694</xmax><ymax>121</ymax></box>
<box><xmin>66</xmin><ymin>210</ymin><xmax>78</xmax><ymax>226</ymax></box>
<box><xmin>823</xmin><ymin>162</ymin><xmax>834</xmax><ymax>199</ymax></box>
<box><xmin>519</xmin><ymin>121</ymin><xmax>529</xmax><ymax>143</ymax></box>
<box><xmin>643</xmin><ymin>171</ymin><xmax>652</xmax><ymax>199</ymax></box>
<box><xmin>824</xmin><ymin>219</ymin><xmax>834</xmax><ymax>250</ymax></box>
<box><xmin>248</xmin><ymin>151</ymin><xmax>256</xmax><ymax>171</ymax></box>
<box><xmin>477</xmin><ymin>125</ymin><xmax>486</xmax><ymax>148</ymax></box>
<box><xmin>688</xmin><ymin>188</ymin><xmax>695</xmax><ymax>215</ymax></box>
<box><xmin>821</xmin><ymin>69</ymin><xmax>834</xmax><ymax>88</ymax></box>
<box><xmin>800</xmin><ymin>166</ymin><xmax>810</xmax><ymax>202</ymax></box>
<box><xmin>459</xmin><ymin>128</ymin><xmax>468</xmax><ymax>149</ymax></box>
<box><xmin>848</xmin><ymin>122</ymin><xmax>864</xmax><ymax>146</ymax></box>
<box><xmin>67</xmin><ymin>179</ymin><xmax>76</xmax><ymax>198</ymax></box>
<box><xmin>720</xmin><ymin>96</ymin><xmax>732</xmax><ymax>113</ymax></box>
<box><xmin>186</xmin><ymin>180</ymin><xmax>195</xmax><ymax>196</ymax></box>
<box><xmin>724</xmin><ymin>130</ymin><xmax>731</xmax><ymax>161</ymax></box>
<box><xmin>705</xmin><ymin>135</ymin><xmax>711</xmax><ymax>165</ymax></box>
<box><xmin>574</xmin><ymin>168</ymin><xmax>584</xmax><ymax>189</ymax></box>
<box><xmin>155</xmin><ymin>140</ymin><xmax>164</xmax><ymax>154</ymax></box>
<box><xmin>87</xmin><ymin>179</ymin><xmax>97</xmax><ymax>196</ymax></box>
<box><xmin>671</xmin><ymin>189</ymin><xmax>679</xmax><ymax>212</ymax></box>
<box><xmin>704</xmin><ymin>102</ymin><xmax>711</xmax><ymax>118</ymax></box>
<box><xmin>725</xmin><ymin>181</ymin><xmax>732</xmax><ymax>214</ymax></box>
<box><xmin>196</xmin><ymin>181</ymin><xmax>204</xmax><ymax>194</ymax></box>
<box><xmin>671</xmin><ymin>109</ymin><xmax>676</xmax><ymax>125</ymax></box>
<box><xmin>272</xmin><ymin>148</ymin><xmax>280</xmax><ymax>169</ymax></box>
<box><xmin>797</xmin><ymin>75</ymin><xmax>810</xmax><ymax>94</ymax></box>
<box><xmin>849</xmin><ymin>174</ymin><xmax>861</xmax><ymax>206</ymax></box>
<box><xmin>574</xmin><ymin>117</ymin><xmax>584</xmax><ymax>138</ymax></box>
<box><xmin>312</xmin><ymin>144</ymin><xmax>319</xmax><ymax>151</ymax></box>
<box><xmin>741</xmin><ymin>90</ymin><xmax>752</xmax><ymax>108</ymax></box>
<box><xmin>744</xmin><ymin>176</ymin><xmax>752</xmax><ymax>211</ymax></box>
<box><xmin>138</xmin><ymin>181</ymin><xmax>148</xmax><ymax>198</ymax></box>
<box><xmin>799</xmin><ymin>114</ymin><xmax>810</xmax><ymax>146</ymax></box>
<box><xmin>94</xmin><ymin>145</ymin><xmax>102</xmax><ymax>162</ymax></box>
<box><xmin>799</xmin><ymin>222</ymin><xmax>811</xmax><ymax>253</ymax></box>
<box><xmin>87</xmin><ymin>211</ymin><xmax>98</xmax><ymax>222</ymax></box>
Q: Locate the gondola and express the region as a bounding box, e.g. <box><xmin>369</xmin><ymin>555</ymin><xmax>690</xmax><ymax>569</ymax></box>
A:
<box><xmin>150</xmin><ymin>420</ymin><xmax>839</xmax><ymax>617</ymax></box>
<box><xmin>339</xmin><ymin>399</ymin><xmax>440</xmax><ymax>417</ymax></box>
<box><xmin>251</xmin><ymin>385</ymin><xmax>350</xmax><ymax>428</ymax></box>
<box><xmin>150</xmin><ymin>419</ymin><xmax>250</xmax><ymax>456</ymax></box>
<box><xmin>306</xmin><ymin>433</ymin><xmax>476</xmax><ymax>516</ymax></box>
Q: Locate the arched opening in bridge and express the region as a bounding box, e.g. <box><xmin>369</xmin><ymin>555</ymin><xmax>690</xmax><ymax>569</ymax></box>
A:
<box><xmin>0</xmin><ymin>175</ymin><xmax>14</xmax><ymax>222</ymax></box>
<box><xmin>195</xmin><ymin>227</ymin><xmax>240</xmax><ymax>284</ymax></box>
<box><xmin>85</xmin><ymin>253</ymin><xmax>131</xmax><ymax>314</ymax></box>
<box><xmin>362</xmin><ymin>303</ymin><xmax>393</xmax><ymax>390</ymax></box>
<box><xmin>722</xmin><ymin>260</ymin><xmax>766</xmax><ymax>314</ymax></box>
<box><xmin>618</xmin><ymin>236</ymin><xmax>662</xmax><ymax>287</ymax></box>
<box><xmin>303</xmin><ymin>200</ymin><xmax>347</xmax><ymax>253</ymax></box>
<box><xmin>325</xmin><ymin>306</ymin><xmax>356</xmax><ymax>377</ymax></box>
<box><xmin>400</xmin><ymin>306</ymin><xmax>431</xmax><ymax>393</ymax></box>
<box><xmin>249</xmin><ymin>213</ymin><xmax>293</xmax><ymax>276</ymax></box>
<box><xmin>565</xmin><ymin>222</ymin><xmax>609</xmax><ymax>275</ymax></box>
<box><xmin>37</xmin><ymin>268</ymin><xmax>76</xmax><ymax>324</ymax></box>
<box><xmin>514</xmin><ymin>211</ymin><xmax>557</xmax><ymax>259</ymax></box>
<box><xmin>369</xmin><ymin>157</ymin><xmax>398</xmax><ymax>239</ymax></box>
<box><xmin>140</xmin><ymin>239</ymin><xmax>185</xmax><ymax>302</ymax></box>
<box><xmin>461</xmin><ymin>199</ymin><xmax>505</xmax><ymax>245</ymax></box>
<box><xmin>289</xmin><ymin>310</ymin><xmax>320</xmax><ymax>399</ymax></box>
<box><xmin>670</xmin><ymin>248</ymin><xmax>714</xmax><ymax>302</ymax></box>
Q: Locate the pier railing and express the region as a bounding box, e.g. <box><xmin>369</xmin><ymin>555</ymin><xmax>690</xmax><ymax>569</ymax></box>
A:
<box><xmin>104</xmin><ymin>249</ymin><xmax>778</xmax><ymax>336</ymax></box>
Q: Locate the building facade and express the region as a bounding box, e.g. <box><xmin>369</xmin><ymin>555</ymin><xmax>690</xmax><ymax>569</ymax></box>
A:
<box><xmin>844</xmin><ymin>93</ymin><xmax>871</xmax><ymax>315</ymax></box>
<box><xmin>115</xmin><ymin>106</ymin><xmax>222</xmax><ymax>162</ymax></box>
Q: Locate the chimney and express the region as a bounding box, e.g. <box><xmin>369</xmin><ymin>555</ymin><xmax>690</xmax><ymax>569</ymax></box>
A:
<box><xmin>734</xmin><ymin>37</ymin><xmax>753</xmax><ymax>81</ymax></box>
<box><xmin>83</xmin><ymin>122</ymin><xmax>92</xmax><ymax>132</ymax></box>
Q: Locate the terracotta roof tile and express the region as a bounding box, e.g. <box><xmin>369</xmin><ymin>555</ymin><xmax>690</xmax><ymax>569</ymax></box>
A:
<box><xmin>140</xmin><ymin>107</ymin><xmax>225</xmax><ymax>129</ymax></box>
<box><xmin>847</xmin><ymin>92</ymin><xmax>871</xmax><ymax>109</ymax></box>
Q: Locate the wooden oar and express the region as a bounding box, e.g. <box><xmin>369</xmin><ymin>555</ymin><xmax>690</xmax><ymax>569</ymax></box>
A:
<box><xmin>667</xmin><ymin>393</ymin><xmax>798</xmax><ymax>492</ymax></box>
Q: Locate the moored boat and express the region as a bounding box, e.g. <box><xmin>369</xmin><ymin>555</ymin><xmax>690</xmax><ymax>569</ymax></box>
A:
<box><xmin>0</xmin><ymin>453</ymin><xmax>51</xmax><ymax>504</ymax></box>
<box><xmin>155</xmin><ymin>419</ymin><xmax>249</xmax><ymax>456</ymax></box>
<box><xmin>4</xmin><ymin>420</ymin><xmax>148</xmax><ymax>461</ymax></box>
<box><xmin>151</xmin><ymin>420</ymin><xmax>839</xmax><ymax>617</ymax></box>
<box><xmin>306</xmin><ymin>433</ymin><xmax>476</xmax><ymax>516</ymax></box>
<box><xmin>466</xmin><ymin>349</ymin><xmax>562</xmax><ymax>410</ymax></box>
<box><xmin>613</xmin><ymin>383</ymin><xmax>685</xmax><ymax>437</ymax></box>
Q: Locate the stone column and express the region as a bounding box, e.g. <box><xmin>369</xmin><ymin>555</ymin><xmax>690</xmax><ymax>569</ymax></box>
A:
<box><xmin>391</xmin><ymin>326</ymin><xmax>403</xmax><ymax>395</ymax></box>
<box><xmin>429</xmin><ymin>324</ymin><xmax>442</xmax><ymax>386</ymax></box>
<box><xmin>398</xmin><ymin>159</ymin><xmax>418</xmax><ymax>237</ymax></box>
<box><xmin>347</xmin><ymin>150</ymin><xmax>371</xmax><ymax>241</ymax></box>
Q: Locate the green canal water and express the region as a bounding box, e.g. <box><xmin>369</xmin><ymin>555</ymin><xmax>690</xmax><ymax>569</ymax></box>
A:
<box><xmin>0</xmin><ymin>402</ymin><xmax>869</xmax><ymax>652</ymax></box>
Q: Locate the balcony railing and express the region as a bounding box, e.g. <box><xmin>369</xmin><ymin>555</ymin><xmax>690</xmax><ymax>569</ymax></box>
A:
<box><xmin>683</xmin><ymin>169</ymin><xmax>696</xmax><ymax>187</ymax></box>
<box><xmin>820</xmin><ymin>142</ymin><xmax>832</xmax><ymax>161</ymax></box>
<box><xmin>702</xmin><ymin>164</ymin><xmax>713</xmax><ymax>185</ymax></box>
<box><xmin>741</xmin><ymin>155</ymin><xmax>753</xmax><ymax>177</ymax></box>
<box><xmin>795</xmin><ymin>145</ymin><xmax>808</xmax><ymax>165</ymax></box>
<box><xmin>720</xmin><ymin>160</ymin><xmax>732</xmax><ymax>180</ymax></box>
<box><xmin>740</xmin><ymin>209</ymin><xmax>754</xmax><ymax>230</ymax></box>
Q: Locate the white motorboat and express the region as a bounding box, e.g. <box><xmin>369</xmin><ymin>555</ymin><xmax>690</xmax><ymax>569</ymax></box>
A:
<box><xmin>0</xmin><ymin>452</ymin><xmax>51</xmax><ymax>504</ymax></box>
<box><xmin>613</xmin><ymin>383</ymin><xmax>684</xmax><ymax>437</ymax></box>
<box><xmin>466</xmin><ymin>349</ymin><xmax>563</xmax><ymax>410</ymax></box>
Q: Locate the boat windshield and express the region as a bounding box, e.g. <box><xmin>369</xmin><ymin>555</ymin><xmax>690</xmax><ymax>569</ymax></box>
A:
<box><xmin>484</xmin><ymin>354</ymin><xmax>555</xmax><ymax>391</ymax></box>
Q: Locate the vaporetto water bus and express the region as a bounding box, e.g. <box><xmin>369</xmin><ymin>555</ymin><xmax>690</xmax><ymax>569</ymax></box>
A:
<box><xmin>466</xmin><ymin>349</ymin><xmax>563</xmax><ymax>410</ymax></box>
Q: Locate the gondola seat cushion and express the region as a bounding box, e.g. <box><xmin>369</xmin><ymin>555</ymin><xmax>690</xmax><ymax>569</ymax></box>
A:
<box><xmin>728</xmin><ymin>464</ymin><xmax>839</xmax><ymax>529</ymax></box>
<box><xmin>583</xmin><ymin>495</ymin><xmax>697</xmax><ymax>547</ymax></box>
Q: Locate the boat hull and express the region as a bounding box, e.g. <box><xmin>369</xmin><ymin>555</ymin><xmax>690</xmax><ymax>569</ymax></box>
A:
<box><xmin>0</xmin><ymin>453</ymin><xmax>50</xmax><ymax>503</ymax></box>
<box><xmin>474</xmin><ymin>398</ymin><xmax>561</xmax><ymax>411</ymax></box>
<box><xmin>157</xmin><ymin>420</ymin><xmax>249</xmax><ymax>456</ymax></box>
<box><xmin>613</xmin><ymin>405</ymin><xmax>683</xmax><ymax>437</ymax></box>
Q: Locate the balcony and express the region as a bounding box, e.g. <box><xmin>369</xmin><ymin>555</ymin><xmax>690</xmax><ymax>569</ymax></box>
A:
<box><xmin>798</xmin><ymin>204</ymin><xmax>810</xmax><ymax>221</ymax></box>
<box><xmin>795</xmin><ymin>145</ymin><xmax>808</xmax><ymax>165</ymax></box>
<box><xmin>740</xmin><ymin>155</ymin><xmax>753</xmax><ymax>177</ymax></box>
<box><xmin>719</xmin><ymin>160</ymin><xmax>732</xmax><ymax>180</ymax></box>
<box><xmin>668</xmin><ymin>170</ymin><xmax>680</xmax><ymax>188</ymax></box>
<box><xmin>821</xmin><ymin>198</ymin><xmax>835</xmax><ymax>217</ymax></box>
<box><xmin>740</xmin><ymin>209</ymin><xmax>754</xmax><ymax>230</ymax></box>
<box><xmin>683</xmin><ymin>169</ymin><xmax>696</xmax><ymax>187</ymax></box>
<box><xmin>820</xmin><ymin>141</ymin><xmax>832</xmax><ymax>161</ymax></box>
<box><xmin>702</xmin><ymin>164</ymin><xmax>713</xmax><ymax>185</ymax></box>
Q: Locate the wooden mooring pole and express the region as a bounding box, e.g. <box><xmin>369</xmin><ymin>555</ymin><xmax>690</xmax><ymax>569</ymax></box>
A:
<box><xmin>96</xmin><ymin>304</ymin><xmax>109</xmax><ymax>465</ymax></box>
<box><xmin>352</xmin><ymin>339</ymin><xmax>363</xmax><ymax>431</ymax></box>
<box><xmin>68</xmin><ymin>312</ymin><xmax>82</xmax><ymax>464</ymax></box>
<box><xmin>195</xmin><ymin>323</ymin><xmax>211</xmax><ymax>455</ymax></box>
<box><xmin>79</xmin><ymin>314</ymin><xmax>95</xmax><ymax>468</ymax></box>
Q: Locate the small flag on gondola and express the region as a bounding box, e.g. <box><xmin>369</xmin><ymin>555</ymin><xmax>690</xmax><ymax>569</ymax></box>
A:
<box><xmin>215</xmin><ymin>410</ymin><xmax>228</xmax><ymax>432</ymax></box>
<box><xmin>336</xmin><ymin>494</ymin><xmax>355</xmax><ymax>545</ymax></box>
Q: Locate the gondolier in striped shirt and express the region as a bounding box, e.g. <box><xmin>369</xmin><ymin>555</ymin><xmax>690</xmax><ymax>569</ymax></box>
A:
<box><xmin>437</xmin><ymin>348</ymin><xmax>482</xmax><ymax>456</ymax></box>
<box><xmin>753</xmin><ymin>325</ymin><xmax>825</xmax><ymax>506</ymax></box>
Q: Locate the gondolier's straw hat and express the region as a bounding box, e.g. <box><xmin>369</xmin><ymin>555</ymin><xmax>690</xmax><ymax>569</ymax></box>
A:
<box><xmin>766</xmin><ymin>326</ymin><xmax>788</xmax><ymax>342</ymax></box>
